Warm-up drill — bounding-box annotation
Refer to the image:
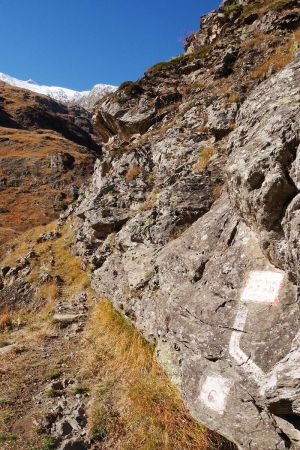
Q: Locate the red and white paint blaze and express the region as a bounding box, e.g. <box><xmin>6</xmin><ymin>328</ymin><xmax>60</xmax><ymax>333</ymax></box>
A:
<box><xmin>241</xmin><ymin>271</ymin><xmax>284</xmax><ymax>304</ymax></box>
<box><xmin>201</xmin><ymin>270</ymin><xmax>286</xmax><ymax>415</ymax></box>
<box><xmin>200</xmin><ymin>374</ymin><xmax>231</xmax><ymax>415</ymax></box>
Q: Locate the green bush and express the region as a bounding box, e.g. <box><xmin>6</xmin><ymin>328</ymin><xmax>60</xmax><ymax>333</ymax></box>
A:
<box><xmin>145</xmin><ymin>46</ymin><xmax>212</xmax><ymax>76</ymax></box>
<box><xmin>70</xmin><ymin>385</ymin><xmax>90</xmax><ymax>395</ymax></box>
<box><xmin>145</xmin><ymin>57</ymin><xmax>184</xmax><ymax>75</ymax></box>
<box><xmin>223</xmin><ymin>3</ymin><xmax>242</xmax><ymax>14</ymax></box>
<box><xmin>90</xmin><ymin>404</ymin><xmax>114</xmax><ymax>441</ymax></box>
<box><xmin>46</xmin><ymin>370</ymin><xmax>61</xmax><ymax>381</ymax></box>
<box><xmin>40</xmin><ymin>434</ymin><xmax>56</xmax><ymax>450</ymax></box>
<box><xmin>0</xmin><ymin>433</ymin><xmax>17</xmax><ymax>442</ymax></box>
<box><xmin>46</xmin><ymin>389</ymin><xmax>62</xmax><ymax>398</ymax></box>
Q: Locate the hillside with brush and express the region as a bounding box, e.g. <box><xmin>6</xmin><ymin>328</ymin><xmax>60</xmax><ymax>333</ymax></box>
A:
<box><xmin>0</xmin><ymin>82</ymin><xmax>101</xmax><ymax>256</ymax></box>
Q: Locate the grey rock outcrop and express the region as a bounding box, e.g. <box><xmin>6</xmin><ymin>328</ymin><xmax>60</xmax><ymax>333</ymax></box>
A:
<box><xmin>227</xmin><ymin>54</ymin><xmax>300</xmax><ymax>281</ymax></box>
<box><xmin>185</xmin><ymin>0</ymin><xmax>300</xmax><ymax>54</ymax></box>
<box><xmin>70</xmin><ymin>1</ymin><xmax>300</xmax><ymax>448</ymax></box>
<box><xmin>94</xmin><ymin>93</ymin><xmax>157</xmax><ymax>142</ymax></box>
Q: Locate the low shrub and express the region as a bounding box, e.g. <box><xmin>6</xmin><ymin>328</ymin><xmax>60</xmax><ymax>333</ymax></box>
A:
<box><xmin>241</xmin><ymin>0</ymin><xmax>295</xmax><ymax>19</ymax></box>
<box><xmin>46</xmin><ymin>370</ymin><xmax>61</xmax><ymax>381</ymax></box>
<box><xmin>70</xmin><ymin>385</ymin><xmax>90</xmax><ymax>395</ymax></box>
<box><xmin>46</xmin><ymin>389</ymin><xmax>62</xmax><ymax>398</ymax></box>
<box><xmin>145</xmin><ymin>46</ymin><xmax>211</xmax><ymax>76</ymax></box>
<box><xmin>194</xmin><ymin>146</ymin><xmax>216</xmax><ymax>172</ymax></box>
<box><xmin>250</xmin><ymin>42</ymin><xmax>293</xmax><ymax>80</ymax></box>
<box><xmin>0</xmin><ymin>307</ymin><xmax>13</xmax><ymax>331</ymax></box>
<box><xmin>40</xmin><ymin>434</ymin><xmax>56</xmax><ymax>450</ymax></box>
<box><xmin>223</xmin><ymin>3</ymin><xmax>242</xmax><ymax>14</ymax></box>
<box><xmin>119</xmin><ymin>80</ymin><xmax>136</xmax><ymax>90</ymax></box>
<box><xmin>0</xmin><ymin>433</ymin><xmax>17</xmax><ymax>442</ymax></box>
<box><xmin>125</xmin><ymin>165</ymin><xmax>142</xmax><ymax>182</ymax></box>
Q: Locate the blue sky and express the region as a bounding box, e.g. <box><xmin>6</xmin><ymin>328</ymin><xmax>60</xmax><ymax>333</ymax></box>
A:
<box><xmin>0</xmin><ymin>0</ymin><xmax>220</xmax><ymax>90</ymax></box>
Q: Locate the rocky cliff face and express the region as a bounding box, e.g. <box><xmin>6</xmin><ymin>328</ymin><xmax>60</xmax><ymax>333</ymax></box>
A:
<box><xmin>71</xmin><ymin>0</ymin><xmax>300</xmax><ymax>448</ymax></box>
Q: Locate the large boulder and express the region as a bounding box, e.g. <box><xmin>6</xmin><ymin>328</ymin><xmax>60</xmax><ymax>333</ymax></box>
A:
<box><xmin>94</xmin><ymin>94</ymin><xmax>157</xmax><ymax>142</ymax></box>
<box><xmin>74</xmin><ymin>52</ymin><xmax>300</xmax><ymax>450</ymax></box>
<box><xmin>227</xmin><ymin>53</ymin><xmax>300</xmax><ymax>280</ymax></box>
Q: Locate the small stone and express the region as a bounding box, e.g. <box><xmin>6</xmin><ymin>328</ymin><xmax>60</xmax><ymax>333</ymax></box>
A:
<box><xmin>53</xmin><ymin>314</ymin><xmax>82</xmax><ymax>324</ymax></box>
<box><xmin>56</xmin><ymin>420</ymin><xmax>73</xmax><ymax>437</ymax></box>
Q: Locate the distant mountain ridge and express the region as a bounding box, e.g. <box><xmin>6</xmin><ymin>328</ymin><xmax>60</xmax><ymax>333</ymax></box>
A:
<box><xmin>0</xmin><ymin>72</ymin><xmax>116</xmax><ymax>110</ymax></box>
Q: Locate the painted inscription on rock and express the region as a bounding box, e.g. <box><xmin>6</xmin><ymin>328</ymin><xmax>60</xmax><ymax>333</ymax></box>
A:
<box><xmin>241</xmin><ymin>271</ymin><xmax>284</xmax><ymax>304</ymax></box>
<box><xmin>200</xmin><ymin>374</ymin><xmax>232</xmax><ymax>415</ymax></box>
<box><xmin>229</xmin><ymin>270</ymin><xmax>286</xmax><ymax>393</ymax></box>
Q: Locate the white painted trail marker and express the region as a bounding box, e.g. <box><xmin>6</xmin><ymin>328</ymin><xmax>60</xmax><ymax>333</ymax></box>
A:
<box><xmin>200</xmin><ymin>374</ymin><xmax>231</xmax><ymax>415</ymax></box>
<box><xmin>229</xmin><ymin>270</ymin><xmax>285</xmax><ymax>394</ymax></box>
<box><xmin>241</xmin><ymin>271</ymin><xmax>284</xmax><ymax>304</ymax></box>
<box><xmin>229</xmin><ymin>304</ymin><xmax>264</xmax><ymax>380</ymax></box>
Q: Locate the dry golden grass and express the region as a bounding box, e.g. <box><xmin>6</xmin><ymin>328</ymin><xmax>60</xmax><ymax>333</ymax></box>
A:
<box><xmin>0</xmin><ymin>332</ymin><xmax>11</xmax><ymax>348</ymax></box>
<box><xmin>194</xmin><ymin>147</ymin><xmax>216</xmax><ymax>172</ymax></box>
<box><xmin>34</xmin><ymin>282</ymin><xmax>58</xmax><ymax>304</ymax></box>
<box><xmin>0</xmin><ymin>307</ymin><xmax>13</xmax><ymax>331</ymax></box>
<box><xmin>294</xmin><ymin>28</ymin><xmax>300</xmax><ymax>44</ymax></box>
<box><xmin>27</xmin><ymin>221</ymin><xmax>90</xmax><ymax>299</ymax></box>
<box><xmin>131</xmin><ymin>188</ymin><xmax>158</xmax><ymax>212</ymax></box>
<box><xmin>228</xmin><ymin>92</ymin><xmax>240</xmax><ymax>103</ymax></box>
<box><xmin>132</xmin><ymin>199</ymin><xmax>153</xmax><ymax>212</ymax></box>
<box><xmin>1</xmin><ymin>220</ymin><xmax>90</xmax><ymax>331</ymax></box>
<box><xmin>212</xmin><ymin>184</ymin><xmax>223</xmax><ymax>201</ymax></box>
<box><xmin>216</xmin><ymin>83</ymin><xmax>231</xmax><ymax>95</ymax></box>
<box><xmin>241</xmin><ymin>0</ymin><xmax>294</xmax><ymax>19</ymax></box>
<box><xmin>241</xmin><ymin>32</ymin><xmax>269</xmax><ymax>51</ymax></box>
<box><xmin>125</xmin><ymin>165</ymin><xmax>142</xmax><ymax>182</ymax></box>
<box><xmin>83</xmin><ymin>300</ymin><xmax>220</xmax><ymax>450</ymax></box>
<box><xmin>0</xmin><ymin>220</ymin><xmax>94</xmax><ymax>447</ymax></box>
<box><xmin>0</xmin><ymin>221</ymin><xmax>234</xmax><ymax>448</ymax></box>
<box><xmin>1</xmin><ymin>222</ymin><xmax>56</xmax><ymax>267</ymax></box>
<box><xmin>249</xmin><ymin>39</ymin><xmax>296</xmax><ymax>80</ymax></box>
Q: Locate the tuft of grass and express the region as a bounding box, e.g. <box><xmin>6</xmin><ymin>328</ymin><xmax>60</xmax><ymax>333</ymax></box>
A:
<box><xmin>125</xmin><ymin>166</ymin><xmax>142</xmax><ymax>182</ymax></box>
<box><xmin>241</xmin><ymin>0</ymin><xmax>296</xmax><ymax>19</ymax></box>
<box><xmin>294</xmin><ymin>29</ymin><xmax>300</xmax><ymax>44</ymax></box>
<box><xmin>214</xmin><ymin>83</ymin><xmax>240</xmax><ymax>103</ymax></box>
<box><xmin>46</xmin><ymin>389</ymin><xmax>62</xmax><ymax>398</ymax></box>
<box><xmin>194</xmin><ymin>45</ymin><xmax>213</xmax><ymax>58</ymax></box>
<box><xmin>223</xmin><ymin>3</ymin><xmax>242</xmax><ymax>14</ymax></box>
<box><xmin>249</xmin><ymin>40</ymin><xmax>296</xmax><ymax>80</ymax></box>
<box><xmin>0</xmin><ymin>432</ymin><xmax>17</xmax><ymax>442</ymax></box>
<box><xmin>90</xmin><ymin>403</ymin><xmax>114</xmax><ymax>441</ymax></box>
<box><xmin>194</xmin><ymin>146</ymin><xmax>216</xmax><ymax>172</ymax></box>
<box><xmin>83</xmin><ymin>300</ymin><xmax>215</xmax><ymax>450</ymax></box>
<box><xmin>146</xmin><ymin>55</ymin><xmax>187</xmax><ymax>75</ymax></box>
<box><xmin>70</xmin><ymin>385</ymin><xmax>90</xmax><ymax>395</ymax></box>
<box><xmin>39</xmin><ymin>434</ymin><xmax>56</xmax><ymax>450</ymax></box>
<box><xmin>228</xmin><ymin>92</ymin><xmax>240</xmax><ymax>103</ymax></box>
<box><xmin>0</xmin><ymin>307</ymin><xmax>13</xmax><ymax>331</ymax></box>
<box><xmin>119</xmin><ymin>80</ymin><xmax>143</xmax><ymax>92</ymax></box>
<box><xmin>212</xmin><ymin>184</ymin><xmax>223</xmax><ymax>201</ymax></box>
<box><xmin>35</xmin><ymin>282</ymin><xmax>58</xmax><ymax>304</ymax></box>
<box><xmin>241</xmin><ymin>32</ymin><xmax>269</xmax><ymax>51</ymax></box>
<box><xmin>119</xmin><ymin>80</ymin><xmax>136</xmax><ymax>90</ymax></box>
<box><xmin>0</xmin><ymin>397</ymin><xmax>9</xmax><ymax>405</ymax></box>
<box><xmin>172</xmin><ymin>223</ymin><xmax>191</xmax><ymax>240</ymax></box>
<box><xmin>145</xmin><ymin>46</ymin><xmax>211</xmax><ymax>76</ymax></box>
<box><xmin>46</xmin><ymin>370</ymin><xmax>61</xmax><ymax>381</ymax></box>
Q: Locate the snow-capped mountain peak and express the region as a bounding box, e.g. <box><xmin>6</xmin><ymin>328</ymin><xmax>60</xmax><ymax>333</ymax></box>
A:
<box><xmin>0</xmin><ymin>72</ymin><xmax>116</xmax><ymax>110</ymax></box>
